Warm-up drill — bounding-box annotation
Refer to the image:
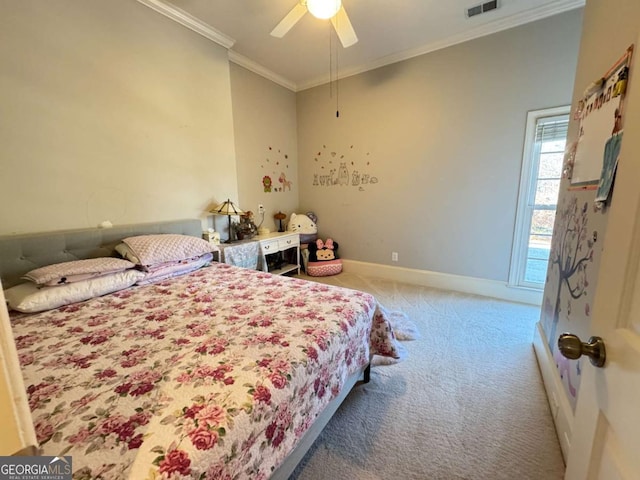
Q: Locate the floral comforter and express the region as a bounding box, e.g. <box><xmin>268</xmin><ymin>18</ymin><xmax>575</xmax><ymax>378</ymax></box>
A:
<box><xmin>12</xmin><ymin>263</ymin><xmax>400</xmax><ymax>479</ymax></box>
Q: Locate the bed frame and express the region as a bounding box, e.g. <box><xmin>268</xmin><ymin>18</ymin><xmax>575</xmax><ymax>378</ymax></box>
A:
<box><xmin>0</xmin><ymin>219</ymin><xmax>369</xmax><ymax>478</ymax></box>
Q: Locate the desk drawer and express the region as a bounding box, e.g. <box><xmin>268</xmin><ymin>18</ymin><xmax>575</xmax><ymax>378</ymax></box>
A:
<box><xmin>278</xmin><ymin>237</ymin><xmax>299</xmax><ymax>250</ymax></box>
<box><xmin>261</xmin><ymin>239</ymin><xmax>280</xmax><ymax>254</ymax></box>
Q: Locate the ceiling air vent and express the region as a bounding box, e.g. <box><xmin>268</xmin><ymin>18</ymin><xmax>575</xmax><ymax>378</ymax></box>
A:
<box><xmin>466</xmin><ymin>0</ymin><xmax>499</xmax><ymax>18</ymax></box>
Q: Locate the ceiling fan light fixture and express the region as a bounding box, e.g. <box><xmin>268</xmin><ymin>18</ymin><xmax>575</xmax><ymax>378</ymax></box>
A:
<box><xmin>306</xmin><ymin>0</ymin><xmax>342</xmax><ymax>19</ymax></box>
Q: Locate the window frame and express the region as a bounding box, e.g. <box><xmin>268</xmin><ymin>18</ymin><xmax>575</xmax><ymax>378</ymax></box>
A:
<box><xmin>509</xmin><ymin>105</ymin><xmax>570</xmax><ymax>290</ymax></box>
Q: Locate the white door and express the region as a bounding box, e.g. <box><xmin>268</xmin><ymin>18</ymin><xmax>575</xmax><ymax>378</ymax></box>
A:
<box><xmin>563</xmin><ymin>51</ymin><xmax>640</xmax><ymax>480</ymax></box>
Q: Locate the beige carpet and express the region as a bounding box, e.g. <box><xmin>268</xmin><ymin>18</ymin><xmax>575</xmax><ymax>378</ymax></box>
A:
<box><xmin>290</xmin><ymin>272</ymin><xmax>565</xmax><ymax>480</ymax></box>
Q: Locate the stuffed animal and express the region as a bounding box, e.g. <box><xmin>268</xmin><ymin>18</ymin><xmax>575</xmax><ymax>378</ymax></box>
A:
<box><xmin>308</xmin><ymin>238</ymin><xmax>338</xmax><ymax>261</ymax></box>
<box><xmin>306</xmin><ymin>238</ymin><xmax>342</xmax><ymax>276</ymax></box>
<box><xmin>287</xmin><ymin>212</ymin><xmax>318</xmax><ymax>244</ymax></box>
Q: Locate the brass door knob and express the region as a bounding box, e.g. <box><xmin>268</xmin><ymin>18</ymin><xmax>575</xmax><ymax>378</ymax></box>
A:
<box><xmin>558</xmin><ymin>333</ymin><xmax>606</xmax><ymax>368</ymax></box>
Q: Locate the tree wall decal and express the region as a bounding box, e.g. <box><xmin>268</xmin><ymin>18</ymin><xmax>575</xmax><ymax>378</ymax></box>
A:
<box><xmin>546</xmin><ymin>197</ymin><xmax>596</xmax><ymax>348</ymax></box>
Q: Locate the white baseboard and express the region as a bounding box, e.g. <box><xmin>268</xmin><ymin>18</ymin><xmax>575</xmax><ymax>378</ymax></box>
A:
<box><xmin>341</xmin><ymin>260</ymin><xmax>542</xmax><ymax>305</ymax></box>
<box><xmin>532</xmin><ymin>321</ymin><xmax>573</xmax><ymax>462</ymax></box>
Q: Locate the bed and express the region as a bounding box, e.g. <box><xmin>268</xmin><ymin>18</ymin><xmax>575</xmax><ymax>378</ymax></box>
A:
<box><xmin>0</xmin><ymin>219</ymin><xmax>401</xmax><ymax>479</ymax></box>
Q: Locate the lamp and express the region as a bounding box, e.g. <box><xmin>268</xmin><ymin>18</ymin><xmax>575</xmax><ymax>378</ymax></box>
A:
<box><xmin>306</xmin><ymin>0</ymin><xmax>341</xmax><ymax>19</ymax></box>
<box><xmin>210</xmin><ymin>199</ymin><xmax>244</xmax><ymax>243</ymax></box>
<box><xmin>274</xmin><ymin>211</ymin><xmax>287</xmax><ymax>232</ymax></box>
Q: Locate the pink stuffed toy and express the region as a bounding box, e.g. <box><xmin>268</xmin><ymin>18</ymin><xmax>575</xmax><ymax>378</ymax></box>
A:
<box><xmin>307</xmin><ymin>238</ymin><xmax>342</xmax><ymax>276</ymax></box>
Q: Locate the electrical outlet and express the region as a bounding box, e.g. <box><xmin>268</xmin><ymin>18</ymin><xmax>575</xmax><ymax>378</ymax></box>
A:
<box><xmin>258</xmin><ymin>204</ymin><xmax>265</xmax><ymax>215</ymax></box>
<box><xmin>392</xmin><ymin>252</ymin><xmax>398</xmax><ymax>262</ymax></box>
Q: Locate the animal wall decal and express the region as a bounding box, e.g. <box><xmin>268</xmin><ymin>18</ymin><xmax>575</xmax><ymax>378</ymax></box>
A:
<box><xmin>261</xmin><ymin>146</ymin><xmax>293</xmax><ymax>193</ymax></box>
<box><xmin>311</xmin><ymin>144</ymin><xmax>378</xmax><ymax>191</ymax></box>
<box><xmin>278</xmin><ymin>172</ymin><xmax>292</xmax><ymax>191</ymax></box>
<box><xmin>337</xmin><ymin>163</ymin><xmax>349</xmax><ymax>185</ymax></box>
<box><xmin>263</xmin><ymin>176</ymin><xmax>272</xmax><ymax>192</ymax></box>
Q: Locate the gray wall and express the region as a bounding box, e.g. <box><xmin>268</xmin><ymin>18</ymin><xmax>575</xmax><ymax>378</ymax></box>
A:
<box><xmin>297</xmin><ymin>9</ymin><xmax>583</xmax><ymax>282</ymax></box>
<box><xmin>230</xmin><ymin>64</ymin><xmax>299</xmax><ymax>234</ymax></box>
<box><xmin>0</xmin><ymin>0</ymin><xmax>238</xmax><ymax>235</ymax></box>
<box><xmin>0</xmin><ymin>0</ymin><xmax>585</xmax><ymax>287</ymax></box>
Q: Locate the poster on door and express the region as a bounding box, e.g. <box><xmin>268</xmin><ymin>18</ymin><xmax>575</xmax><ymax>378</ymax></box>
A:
<box><xmin>570</xmin><ymin>46</ymin><xmax>633</xmax><ymax>194</ymax></box>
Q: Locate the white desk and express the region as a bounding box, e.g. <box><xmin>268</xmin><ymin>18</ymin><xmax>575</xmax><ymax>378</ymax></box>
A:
<box><xmin>217</xmin><ymin>232</ymin><xmax>300</xmax><ymax>275</ymax></box>
<box><xmin>256</xmin><ymin>232</ymin><xmax>300</xmax><ymax>275</ymax></box>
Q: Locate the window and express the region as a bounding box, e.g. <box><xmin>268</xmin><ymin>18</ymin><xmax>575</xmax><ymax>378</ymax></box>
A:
<box><xmin>510</xmin><ymin>106</ymin><xmax>570</xmax><ymax>289</ymax></box>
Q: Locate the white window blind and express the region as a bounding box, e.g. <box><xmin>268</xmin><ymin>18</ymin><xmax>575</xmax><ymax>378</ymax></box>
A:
<box><xmin>535</xmin><ymin>118</ymin><xmax>569</xmax><ymax>144</ymax></box>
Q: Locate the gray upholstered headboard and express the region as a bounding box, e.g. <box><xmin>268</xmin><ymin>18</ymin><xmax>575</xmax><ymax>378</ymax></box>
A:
<box><xmin>0</xmin><ymin>219</ymin><xmax>202</xmax><ymax>288</ymax></box>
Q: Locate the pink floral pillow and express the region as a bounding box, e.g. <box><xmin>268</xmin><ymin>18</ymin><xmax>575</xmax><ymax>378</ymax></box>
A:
<box><xmin>122</xmin><ymin>234</ymin><xmax>215</xmax><ymax>267</ymax></box>
<box><xmin>23</xmin><ymin>257</ymin><xmax>135</xmax><ymax>286</ymax></box>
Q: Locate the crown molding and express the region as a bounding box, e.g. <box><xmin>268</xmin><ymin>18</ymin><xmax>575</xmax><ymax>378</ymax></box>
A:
<box><xmin>136</xmin><ymin>0</ymin><xmax>235</xmax><ymax>49</ymax></box>
<box><xmin>136</xmin><ymin>0</ymin><xmax>583</xmax><ymax>93</ymax></box>
<box><xmin>297</xmin><ymin>0</ymin><xmax>585</xmax><ymax>91</ymax></box>
<box><xmin>228</xmin><ymin>51</ymin><xmax>297</xmax><ymax>92</ymax></box>
<box><xmin>136</xmin><ymin>0</ymin><xmax>295</xmax><ymax>91</ymax></box>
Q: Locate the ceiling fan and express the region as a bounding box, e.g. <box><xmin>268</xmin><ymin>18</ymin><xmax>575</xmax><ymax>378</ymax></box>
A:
<box><xmin>270</xmin><ymin>0</ymin><xmax>358</xmax><ymax>48</ymax></box>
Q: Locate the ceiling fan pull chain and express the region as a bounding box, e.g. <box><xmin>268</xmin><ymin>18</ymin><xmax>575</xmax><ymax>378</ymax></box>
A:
<box><xmin>336</xmin><ymin>23</ymin><xmax>340</xmax><ymax>118</ymax></box>
<box><xmin>329</xmin><ymin>21</ymin><xmax>333</xmax><ymax>100</ymax></box>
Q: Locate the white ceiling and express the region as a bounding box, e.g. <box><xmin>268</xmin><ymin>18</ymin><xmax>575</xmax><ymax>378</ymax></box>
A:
<box><xmin>147</xmin><ymin>0</ymin><xmax>584</xmax><ymax>91</ymax></box>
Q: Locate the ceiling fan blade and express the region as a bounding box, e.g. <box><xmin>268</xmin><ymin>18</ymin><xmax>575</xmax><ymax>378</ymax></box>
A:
<box><xmin>270</xmin><ymin>3</ymin><xmax>307</xmax><ymax>38</ymax></box>
<box><xmin>330</xmin><ymin>5</ymin><xmax>358</xmax><ymax>47</ymax></box>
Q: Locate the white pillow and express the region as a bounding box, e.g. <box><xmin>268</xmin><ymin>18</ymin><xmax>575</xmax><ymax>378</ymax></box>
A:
<box><xmin>23</xmin><ymin>257</ymin><xmax>135</xmax><ymax>285</ymax></box>
<box><xmin>4</xmin><ymin>270</ymin><xmax>144</xmax><ymax>313</ymax></box>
